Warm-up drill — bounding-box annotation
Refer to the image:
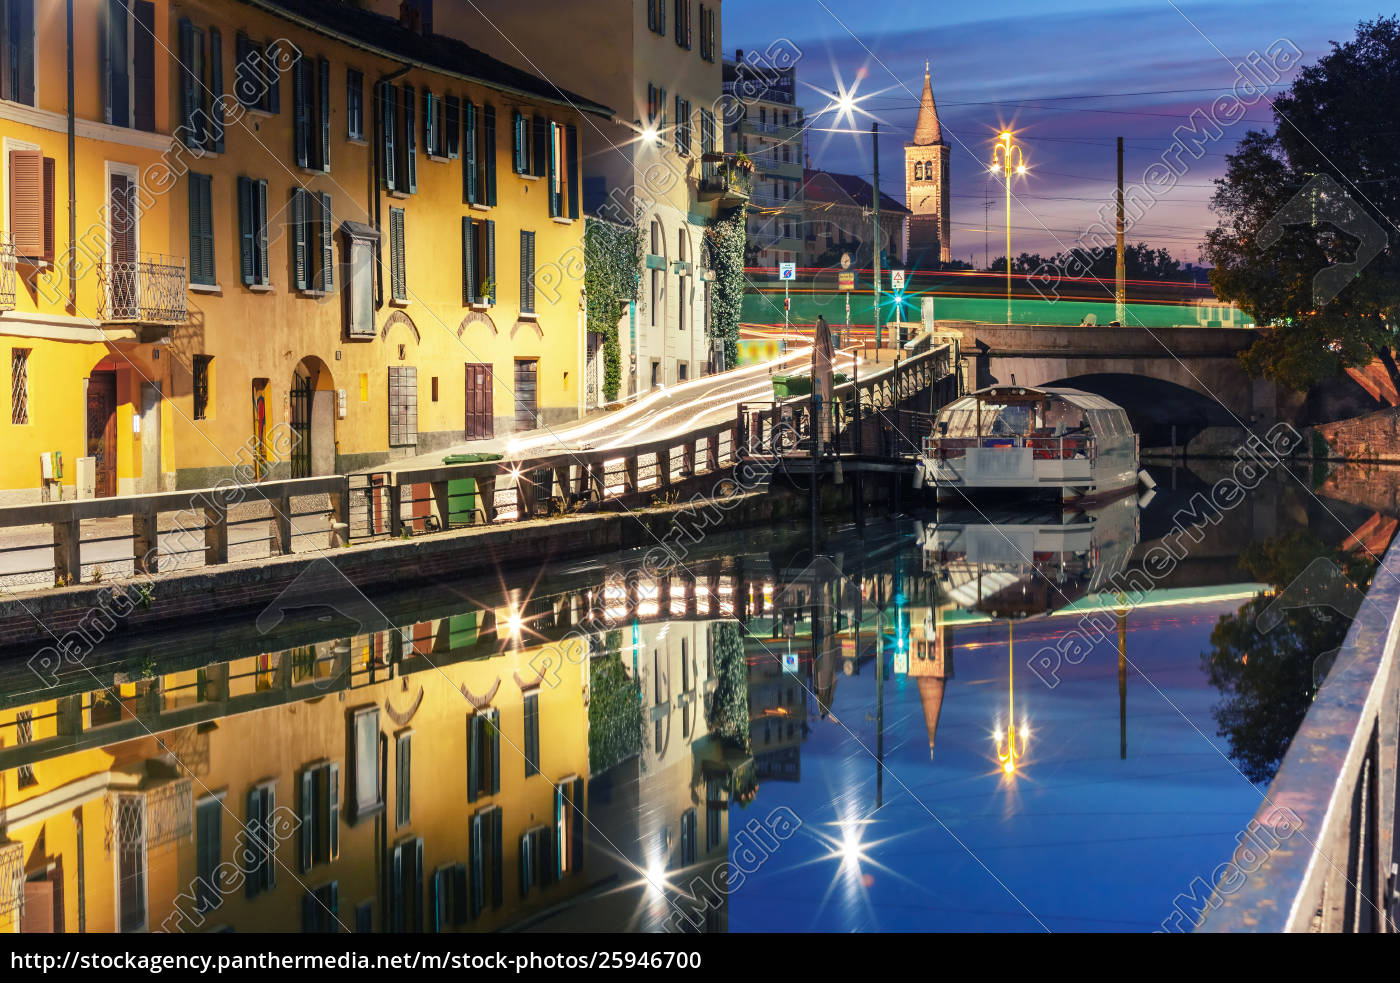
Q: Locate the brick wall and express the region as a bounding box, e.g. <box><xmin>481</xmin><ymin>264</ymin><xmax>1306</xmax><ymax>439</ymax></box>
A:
<box><xmin>1315</xmin><ymin>406</ymin><xmax>1400</xmax><ymax>461</ymax></box>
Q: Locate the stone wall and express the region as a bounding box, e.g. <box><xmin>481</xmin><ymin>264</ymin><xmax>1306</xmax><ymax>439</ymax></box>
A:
<box><xmin>1314</xmin><ymin>406</ymin><xmax>1400</xmax><ymax>461</ymax></box>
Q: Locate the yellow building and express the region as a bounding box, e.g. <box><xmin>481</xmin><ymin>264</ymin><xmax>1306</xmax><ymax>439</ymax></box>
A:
<box><xmin>0</xmin><ymin>0</ymin><xmax>609</xmax><ymax>500</ymax></box>
<box><xmin>0</xmin><ymin>611</ymin><xmax>593</xmax><ymax>933</ymax></box>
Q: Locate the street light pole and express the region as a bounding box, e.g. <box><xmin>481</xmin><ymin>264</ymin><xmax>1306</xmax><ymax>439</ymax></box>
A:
<box><xmin>871</xmin><ymin>122</ymin><xmax>882</xmax><ymax>353</ymax></box>
<box><xmin>990</xmin><ymin>131</ymin><xmax>1026</xmax><ymax>326</ymax></box>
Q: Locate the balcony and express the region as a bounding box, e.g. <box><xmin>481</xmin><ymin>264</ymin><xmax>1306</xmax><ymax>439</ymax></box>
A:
<box><xmin>0</xmin><ymin>236</ymin><xmax>15</xmax><ymax>312</ymax></box>
<box><xmin>98</xmin><ymin>254</ymin><xmax>189</xmax><ymax>327</ymax></box>
<box><xmin>697</xmin><ymin>153</ymin><xmax>753</xmax><ymax>208</ymax></box>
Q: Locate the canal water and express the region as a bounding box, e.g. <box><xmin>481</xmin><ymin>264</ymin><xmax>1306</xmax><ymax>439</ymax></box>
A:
<box><xmin>0</xmin><ymin>461</ymin><xmax>1382</xmax><ymax>933</ymax></box>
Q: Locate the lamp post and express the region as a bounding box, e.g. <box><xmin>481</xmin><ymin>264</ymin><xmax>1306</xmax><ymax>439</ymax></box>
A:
<box><xmin>989</xmin><ymin>131</ymin><xmax>1027</xmax><ymax>326</ymax></box>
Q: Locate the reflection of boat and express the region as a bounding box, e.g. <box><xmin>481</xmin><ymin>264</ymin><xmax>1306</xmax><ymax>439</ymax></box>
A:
<box><xmin>918</xmin><ymin>496</ymin><xmax>1140</xmax><ymax>619</ymax></box>
<box><xmin>916</xmin><ymin>385</ymin><xmax>1141</xmax><ymax>503</ymax></box>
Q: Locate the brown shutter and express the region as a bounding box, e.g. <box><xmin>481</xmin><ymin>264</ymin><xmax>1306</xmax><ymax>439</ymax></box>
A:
<box><xmin>41</xmin><ymin>156</ymin><xmax>55</xmax><ymax>264</ymax></box>
<box><xmin>8</xmin><ymin>149</ymin><xmax>43</xmax><ymax>258</ymax></box>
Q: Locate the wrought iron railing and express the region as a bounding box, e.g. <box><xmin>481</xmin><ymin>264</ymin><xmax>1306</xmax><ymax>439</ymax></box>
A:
<box><xmin>0</xmin><ymin>840</ymin><xmax>22</xmax><ymax>921</ymax></box>
<box><xmin>698</xmin><ymin>154</ymin><xmax>753</xmax><ymax>202</ymax></box>
<box><xmin>98</xmin><ymin>253</ymin><xmax>189</xmax><ymax>323</ymax></box>
<box><xmin>0</xmin><ymin>236</ymin><xmax>16</xmax><ymax>311</ymax></box>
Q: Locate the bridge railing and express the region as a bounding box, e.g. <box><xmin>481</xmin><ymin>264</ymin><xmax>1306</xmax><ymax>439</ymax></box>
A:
<box><xmin>1195</xmin><ymin>538</ymin><xmax>1400</xmax><ymax>933</ymax></box>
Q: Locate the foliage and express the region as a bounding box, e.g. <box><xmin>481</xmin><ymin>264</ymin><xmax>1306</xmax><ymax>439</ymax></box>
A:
<box><xmin>587</xmin><ymin>645</ymin><xmax>643</xmax><ymax>776</ymax></box>
<box><xmin>1202</xmin><ymin>17</ymin><xmax>1400</xmax><ymax>393</ymax></box>
<box><xmin>706</xmin><ymin>622</ymin><xmax>750</xmax><ymax>750</ymax></box>
<box><xmin>990</xmin><ymin>242</ymin><xmax>1183</xmax><ymax>279</ymax></box>
<box><xmin>584</xmin><ymin>218</ymin><xmax>643</xmax><ymax>402</ymax></box>
<box><xmin>706</xmin><ymin>209</ymin><xmax>747</xmax><ymax>370</ymax></box>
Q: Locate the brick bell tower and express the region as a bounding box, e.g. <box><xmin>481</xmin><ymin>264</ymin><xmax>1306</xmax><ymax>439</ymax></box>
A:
<box><xmin>905</xmin><ymin>61</ymin><xmax>951</xmax><ymax>267</ymax></box>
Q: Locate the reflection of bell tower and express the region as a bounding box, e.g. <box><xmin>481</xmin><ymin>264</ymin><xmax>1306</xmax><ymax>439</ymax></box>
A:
<box><xmin>905</xmin><ymin>60</ymin><xmax>951</xmax><ymax>267</ymax></box>
<box><xmin>913</xmin><ymin>617</ymin><xmax>954</xmax><ymax>758</ymax></box>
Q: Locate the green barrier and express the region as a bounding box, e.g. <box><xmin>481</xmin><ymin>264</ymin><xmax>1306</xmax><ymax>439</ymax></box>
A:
<box><xmin>447</xmin><ymin>477</ymin><xmax>478</xmax><ymax>526</ymax></box>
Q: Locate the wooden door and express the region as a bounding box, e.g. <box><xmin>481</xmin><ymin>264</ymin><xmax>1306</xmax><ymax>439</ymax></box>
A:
<box><xmin>464</xmin><ymin>362</ymin><xmax>493</xmax><ymax>439</ymax></box>
<box><xmin>87</xmin><ymin>372</ymin><xmax>117</xmax><ymax>498</ymax></box>
<box><xmin>513</xmin><ymin>360</ymin><xmax>537</xmax><ymax>433</ymax></box>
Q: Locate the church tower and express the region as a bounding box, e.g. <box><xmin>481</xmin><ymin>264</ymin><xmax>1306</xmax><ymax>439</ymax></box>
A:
<box><xmin>905</xmin><ymin>62</ymin><xmax>951</xmax><ymax>266</ymax></box>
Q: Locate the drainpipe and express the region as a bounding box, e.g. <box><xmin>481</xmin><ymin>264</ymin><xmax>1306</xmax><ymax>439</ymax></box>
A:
<box><xmin>66</xmin><ymin>0</ymin><xmax>76</xmax><ymax>313</ymax></box>
<box><xmin>372</xmin><ymin>64</ymin><xmax>412</xmax><ymax>309</ymax></box>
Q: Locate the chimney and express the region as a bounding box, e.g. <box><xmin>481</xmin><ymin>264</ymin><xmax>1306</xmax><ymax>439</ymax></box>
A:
<box><xmin>399</xmin><ymin>2</ymin><xmax>424</xmax><ymax>34</ymax></box>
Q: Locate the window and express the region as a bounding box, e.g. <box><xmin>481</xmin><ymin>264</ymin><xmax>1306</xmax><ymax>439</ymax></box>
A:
<box><xmin>554</xmin><ymin>778</ymin><xmax>585</xmax><ymax>877</ymax></box>
<box><xmin>101</xmin><ymin>0</ymin><xmax>155</xmax><ymax>131</ymax></box>
<box><xmin>461</xmin><ymin>217</ymin><xmax>496</xmax><ymax>305</ymax></box>
<box><xmin>518</xmin><ymin>826</ymin><xmax>551</xmax><ymax>897</ymax></box>
<box><xmin>244</xmin><ymin>781</ymin><xmax>277</xmax><ymax>898</ymax></box>
<box><xmin>389</xmin><ymin>837</ymin><xmax>423</xmax><ymax>932</ymax></box>
<box><xmin>298</xmin><ymin>761</ymin><xmax>340</xmax><ymax>871</ymax></box>
<box><xmin>674</xmin><ymin>0</ymin><xmax>691</xmax><ymax>48</ymax></box>
<box><xmin>8</xmin><ymin>149</ymin><xmax>54</xmax><ymax>264</ymax></box>
<box><xmin>402</xmin><ymin>85</ymin><xmax>418</xmax><ymax>192</ymax></box>
<box><xmin>705</xmin><ymin>777</ymin><xmax>722</xmax><ymax>849</ymax></box>
<box><xmin>15</xmin><ymin>708</ymin><xmax>35</xmax><ymax>787</ymax></box>
<box><xmin>646</xmin><ymin>0</ymin><xmax>665</xmax><ymax>35</ymax></box>
<box><xmin>674</xmin><ymin>96</ymin><xmax>691</xmax><ymax>155</ymax></box>
<box><xmin>188</xmin><ymin>172</ymin><xmax>216</xmax><ymax>286</ymax></box>
<box><xmin>293</xmin><ymin>54</ymin><xmax>330</xmax><ymax>171</ymax></box>
<box><xmin>422</xmin><ymin>90</ymin><xmax>460</xmax><ymax>159</ymax></box>
<box><xmin>234</xmin><ymin>33</ymin><xmax>280</xmax><ymax>113</ymax></box>
<box><xmin>469</xmin><ymin>806</ymin><xmax>503</xmax><ymax>916</ymax></box>
<box><xmin>302</xmin><ymin>881</ymin><xmax>339</xmax><ymax>933</ymax></box>
<box><xmin>646</xmin><ymin>84</ymin><xmax>666</xmax><ymax>147</ymax></box>
<box><xmin>0</xmin><ymin>0</ymin><xmax>35</xmax><ymax>105</ymax></box>
<box><xmin>511</xmin><ymin>111</ymin><xmax>528</xmax><ymax>174</ymax></box>
<box><xmin>463</xmin><ymin>102</ymin><xmax>497</xmax><ymax>205</ymax></box>
<box><xmin>699</xmin><ymin>4</ymin><xmax>715</xmax><ymax>61</ymax></box>
<box><xmin>236</xmin><ymin>176</ymin><xmax>269</xmax><ymax>286</ymax></box>
<box><xmin>677</xmin><ymin>230</ymin><xmax>689</xmax><ymax>332</ymax></box>
<box><xmin>466</xmin><ymin>708</ymin><xmax>500</xmax><ymax>802</ymax></box>
<box><xmin>519</xmin><ymin>230</ymin><xmax>535</xmax><ymax>314</ymax></box>
<box><xmin>649</xmin><ymin>220</ymin><xmax>663</xmax><ymax>328</ymax></box>
<box><xmin>341</xmin><ymin>222</ymin><xmax>377</xmax><ymax>337</ymax></box>
<box><xmin>429</xmin><ymin>865</ymin><xmax>464</xmax><ymax>932</ymax></box>
<box><xmin>699</xmin><ymin>107</ymin><xmax>715</xmax><ymax>156</ymax></box>
<box><xmin>194</xmin><ymin>796</ymin><xmax>222</xmax><ymax>914</ymax></box>
<box><xmin>354</xmin><ymin>902</ymin><xmax>373</xmax><ymax>933</ymax></box>
<box><xmin>349</xmin><ymin>707</ymin><xmax>382</xmax><ymax>822</ymax></box>
<box><xmin>11</xmin><ymin>347</ymin><xmax>29</xmax><ymax>425</ymax></box>
<box><xmin>388</xmin><ymin>205</ymin><xmax>406</xmax><ymax>302</ymax></box>
<box><xmin>522</xmin><ymin>691</ymin><xmax>540</xmax><ymax>777</ymax></box>
<box><xmin>380</xmin><ymin>83</ymin><xmax>417</xmax><ymax>193</ymax></box>
<box><xmin>291</xmin><ymin>188</ymin><xmax>333</xmax><ymax>293</ymax></box>
<box><xmin>192</xmin><ymin>355</ymin><xmax>212</xmax><ymax>420</ymax></box>
<box><xmin>115</xmin><ymin>792</ymin><xmax>148</xmax><ymax>932</ymax></box>
<box><xmin>395</xmin><ymin>732</ymin><xmax>412</xmax><ymax>828</ymax></box>
<box><xmin>546</xmin><ymin>120</ymin><xmax>577</xmax><ymax>218</ymax></box>
<box><xmin>345</xmin><ymin>69</ymin><xmax>364</xmax><ymax>140</ymax></box>
<box><xmin>388</xmin><ymin>364</ymin><xmax>417</xmax><ymax>447</ymax></box>
<box><xmin>680</xmin><ymin>808</ymin><xmax>698</xmax><ymax>865</ymax></box>
<box><xmin>703</xmin><ymin>280</ymin><xmax>712</xmax><ymax>336</ymax></box>
<box><xmin>176</xmin><ymin>19</ymin><xmax>224</xmax><ymax>151</ymax></box>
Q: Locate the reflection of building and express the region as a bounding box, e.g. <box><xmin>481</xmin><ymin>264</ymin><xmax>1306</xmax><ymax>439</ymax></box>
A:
<box><xmin>909</xmin><ymin>616</ymin><xmax>954</xmax><ymax>757</ymax></box>
<box><xmin>0</xmin><ymin>615</ymin><xmax>591</xmax><ymax>933</ymax></box>
<box><xmin>723</xmin><ymin>50</ymin><xmax>805</xmax><ymax>268</ymax></box>
<box><xmin>801</xmin><ymin>169</ymin><xmax>910</xmax><ymax>269</ymax></box>
<box><xmin>904</xmin><ymin>61</ymin><xmax>951</xmax><ymax>267</ymax></box>
<box><xmin>748</xmin><ymin>640</ymin><xmax>807</xmax><ymax>783</ymax></box>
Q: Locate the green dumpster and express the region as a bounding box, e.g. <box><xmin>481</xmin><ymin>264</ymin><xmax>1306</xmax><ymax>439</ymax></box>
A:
<box><xmin>772</xmin><ymin>374</ymin><xmax>812</xmax><ymax>398</ymax></box>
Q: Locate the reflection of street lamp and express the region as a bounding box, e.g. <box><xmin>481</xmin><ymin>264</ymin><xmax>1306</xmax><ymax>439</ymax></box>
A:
<box><xmin>994</xmin><ymin>620</ymin><xmax>1028</xmax><ymax>775</ymax></box>
<box><xmin>989</xmin><ymin>131</ymin><xmax>1027</xmax><ymax>326</ymax></box>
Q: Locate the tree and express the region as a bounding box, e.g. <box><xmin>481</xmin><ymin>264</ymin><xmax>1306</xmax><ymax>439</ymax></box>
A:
<box><xmin>1203</xmin><ymin>17</ymin><xmax>1400</xmax><ymax>393</ymax></box>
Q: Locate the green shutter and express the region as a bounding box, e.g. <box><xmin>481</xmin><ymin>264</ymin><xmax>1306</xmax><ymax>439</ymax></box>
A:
<box><xmin>264</xmin><ymin>41</ymin><xmax>280</xmax><ymax>113</ymax></box>
<box><xmin>299</xmin><ymin>769</ymin><xmax>314</xmax><ymax>871</ymax></box>
<box><xmin>467</xmin><ymin>714</ymin><xmax>481</xmax><ymax>803</ymax></box>
<box><xmin>177</xmin><ymin>18</ymin><xmax>197</xmax><ymax>146</ymax></box>
<box><xmin>519</xmin><ymin>831</ymin><xmax>531</xmax><ymax>897</ymax></box>
<box><xmin>445</xmin><ymin>95</ymin><xmax>460</xmax><ymax>158</ymax></box>
<box><xmin>485</xmin><ymin>220</ymin><xmax>496</xmax><ymax>304</ymax></box>
<box><xmin>291</xmin><ymin>189</ymin><xmax>307</xmax><ymax>290</ymax></box>
<box><xmin>463</xmin><ymin>102</ymin><xmax>477</xmax><ymax>203</ymax></box>
<box><xmin>326</xmin><ymin>761</ymin><xmax>340</xmax><ymax>862</ymax></box>
<box><xmin>461</xmin><ymin>217</ymin><xmax>475</xmax><ymax>304</ymax></box>
<box><xmin>237</xmin><ymin>177</ymin><xmax>254</xmax><ymax>285</ymax></box>
<box><xmin>402</xmin><ymin>86</ymin><xmax>417</xmax><ymax>194</ymax></box>
<box><xmin>571</xmin><ymin>776</ymin><xmax>585</xmax><ymax>868</ymax></box>
<box><xmin>256</xmin><ymin>179</ymin><xmax>269</xmax><ymax>285</ymax></box>
<box><xmin>490</xmin><ymin>809</ymin><xmax>503</xmax><ymax>908</ymax></box>
<box><xmin>318</xmin><ymin>57</ymin><xmax>330</xmax><ymax>171</ymax></box>
<box><xmin>319</xmin><ymin>192</ymin><xmax>333</xmax><ymax>292</ymax></box>
<box><xmin>188</xmin><ymin>174</ymin><xmax>215</xmax><ymax>286</ymax></box>
<box><xmin>489</xmin><ymin>709</ymin><xmax>501</xmax><ymax>795</ymax></box>
<box><xmin>469</xmin><ymin>814</ymin><xmax>483</xmax><ymax>916</ymax></box>
<box><xmin>566</xmin><ymin>124</ymin><xmax>579</xmax><ymax>219</ymax></box>
<box><xmin>390</xmin><ymin>842</ymin><xmax>403</xmax><ymax>932</ymax></box>
<box><xmin>390</xmin><ymin>207</ymin><xmax>406</xmax><ymax>301</ymax></box>
<box><xmin>413</xmin><ymin>838</ymin><xmax>424</xmax><ymax>932</ymax></box>
<box><xmin>293</xmin><ymin>52</ymin><xmax>308</xmax><ymax>167</ymax></box>
<box><xmin>483</xmin><ymin>106</ymin><xmax>497</xmax><ymax>205</ymax></box>
<box><xmin>244</xmin><ymin>787</ymin><xmax>260</xmax><ymax>898</ymax></box>
<box><xmin>382</xmin><ymin>83</ymin><xmax>397</xmax><ymax>190</ymax></box>
<box><xmin>210</xmin><ymin>28</ymin><xmax>225</xmax><ymax>152</ymax></box>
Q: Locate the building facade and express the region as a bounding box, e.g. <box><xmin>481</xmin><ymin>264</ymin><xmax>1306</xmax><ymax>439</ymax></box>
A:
<box><xmin>800</xmin><ymin>168</ymin><xmax>909</xmax><ymax>270</ymax></box>
<box><xmin>904</xmin><ymin>62</ymin><xmax>950</xmax><ymax>268</ymax></box>
<box><xmin>0</xmin><ymin>0</ymin><xmax>607</xmax><ymax>501</ymax></box>
<box><xmin>422</xmin><ymin>0</ymin><xmax>726</xmax><ymax>393</ymax></box>
<box><xmin>722</xmin><ymin>50</ymin><xmax>804</xmax><ymax>270</ymax></box>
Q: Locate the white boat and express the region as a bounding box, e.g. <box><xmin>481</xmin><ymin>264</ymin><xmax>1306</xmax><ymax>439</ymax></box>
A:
<box><xmin>915</xmin><ymin>385</ymin><xmax>1140</xmax><ymax>504</ymax></box>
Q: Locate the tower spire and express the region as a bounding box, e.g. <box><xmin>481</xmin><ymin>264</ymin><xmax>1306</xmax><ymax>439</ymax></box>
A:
<box><xmin>913</xmin><ymin>59</ymin><xmax>942</xmax><ymax>146</ymax></box>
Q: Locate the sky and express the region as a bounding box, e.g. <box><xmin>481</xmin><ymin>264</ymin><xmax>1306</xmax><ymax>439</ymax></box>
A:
<box><xmin>724</xmin><ymin>0</ymin><xmax>1381</xmax><ymax>264</ymax></box>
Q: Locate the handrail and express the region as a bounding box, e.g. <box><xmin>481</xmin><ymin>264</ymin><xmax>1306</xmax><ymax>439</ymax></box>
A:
<box><xmin>1195</xmin><ymin>537</ymin><xmax>1400</xmax><ymax>933</ymax></box>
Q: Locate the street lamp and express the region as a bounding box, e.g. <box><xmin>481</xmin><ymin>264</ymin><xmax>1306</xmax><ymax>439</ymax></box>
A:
<box><xmin>989</xmin><ymin>130</ymin><xmax>1027</xmax><ymax>326</ymax></box>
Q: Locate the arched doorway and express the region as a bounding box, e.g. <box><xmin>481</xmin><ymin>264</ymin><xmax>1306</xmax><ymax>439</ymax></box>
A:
<box><xmin>290</xmin><ymin>357</ymin><xmax>336</xmax><ymax>477</ymax></box>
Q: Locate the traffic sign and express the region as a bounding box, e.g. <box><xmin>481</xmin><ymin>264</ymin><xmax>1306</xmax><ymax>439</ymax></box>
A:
<box><xmin>782</xmin><ymin>651</ymin><xmax>798</xmax><ymax>674</ymax></box>
<box><xmin>838</xmin><ymin>271</ymin><xmax>855</xmax><ymax>292</ymax></box>
<box><xmin>779</xmin><ymin>262</ymin><xmax>796</xmax><ymax>281</ymax></box>
<box><xmin>889</xmin><ymin>269</ymin><xmax>905</xmax><ymax>291</ymax></box>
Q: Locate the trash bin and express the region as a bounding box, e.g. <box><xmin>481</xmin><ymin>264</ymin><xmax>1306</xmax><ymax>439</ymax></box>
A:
<box><xmin>442</xmin><ymin>453</ymin><xmax>502</xmax><ymax>525</ymax></box>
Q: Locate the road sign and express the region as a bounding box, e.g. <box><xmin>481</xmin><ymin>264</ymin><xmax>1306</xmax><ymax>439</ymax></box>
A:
<box><xmin>779</xmin><ymin>262</ymin><xmax>796</xmax><ymax>281</ymax></box>
<box><xmin>889</xmin><ymin>269</ymin><xmax>905</xmax><ymax>291</ymax></box>
<box><xmin>782</xmin><ymin>650</ymin><xmax>799</xmax><ymax>674</ymax></box>
<box><xmin>840</xmin><ymin>252</ymin><xmax>852</xmax><ymax>270</ymax></box>
<box><xmin>838</xmin><ymin>271</ymin><xmax>855</xmax><ymax>292</ymax></box>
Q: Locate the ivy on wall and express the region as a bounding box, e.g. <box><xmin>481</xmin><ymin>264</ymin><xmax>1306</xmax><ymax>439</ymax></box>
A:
<box><xmin>588</xmin><ymin>631</ymin><xmax>643</xmax><ymax>775</ymax></box>
<box><xmin>706</xmin><ymin>622</ymin><xmax>750</xmax><ymax>750</ymax></box>
<box><xmin>706</xmin><ymin>208</ymin><xmax>747</xmax><ymax>370</ymax></box>
<box><xmin>584</xmin><ymin>218</ymin><xmax>643</xmax><ymax>402</ymax></box>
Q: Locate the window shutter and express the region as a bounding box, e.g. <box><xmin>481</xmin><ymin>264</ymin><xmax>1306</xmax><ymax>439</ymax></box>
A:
<box><xmin>38</xmin><ymin>155</ymin><xmax>54</xmax><ymax>265</ymax></box>
<box><xmin>512</xmin><ymin>111</ymin><xmax>523</xmax><ymax>173</ymax></box>
<box><xmin>519</xmin><ymin>231</ymin><xmax>530</xmax><ymax>314</ymax></box>
<box><xmin>566</xmin><ymin>124</ymin><xmax>579</xmax><ymax>219</ymax></box>
<box><xmin>382</xmin><ymin>83</ymin><xmax>397</xmax><ymax>190</ymax></box>
<box><xmin>390</xmin><ymin>207</ymin><xmax>406</xmax><ymax>301</ymax></box>
<box><xmin>6</xmin><ymin>0</ymin><xmax>34</xmax><ymax>105</ymax></box>
<box><xmin>483</xmin><ymin>106</ymin><xmax>497</xmax><ymax>205</ymax></box>
<box><xmin>467</xmin><ymin>714</ymin><xmax>481</xmax><ymax>803</ymax></box>
<box><xmin>106</xmin><ymin>1</ymin><xmax>130</xmax><ymax>127</ymax></box>
<box><xmin>522</xmin><ymin>692</ymin><xmax>539</xmax><ymax>776</ymax></box>
<box><xmin>264</xmin><ymin>41</ymin><xmax>280</xmax><ymax>113</ymax></box>
<box><xmin>489</xmin><ymin>709</ymin><xmax>501</xmax><ymax>794</ymax></box>
<box><xmin>485</xmin><ymin>220</ymin><xmax>496</xmax><ymax>304</ymax></box>
<box><xmin>317</xmin><ymin>57</ymin><xmax>330</xmax><ymax>170</ymax></box>
<box><xmin>319</xmin><ymin>193</ymin><xmax>333</xmax><ymax>292</ymax></box>
<box><xmin>237</xmin><ymin>176</ymin><xmax>254</xmax><ymax>284</ymax></box>
<box><xmin>262</xmin><ymin>786</ymin><xmax>276</xmax><ymax>890</ymax></box>
<box><xmin>413</xmin><ymin>838</ymin><xmax>425</xmax><ymax>932</ymax></box>
<box><xmin>461</xmin><ymin>217</ymin><xmax>475</xmax><ymax>304</ymax></box>
<box><xmin>469</xmin><ymin>814</ymin><xmax>484</xmax><ymax>917</ymax></box>
<box><xmin>326</xmin><ymin>762</ymin><xmax>340</xmax><ymax>862</ymax></box>
<box><xmin>518</xmin><ymin>831</ymin><xmax>531</xmax><ymax>897</ymax></box>
<box><xmin>396</xmin><ymin>733</ymin><xmax>411</xmax><ymax>827</ymax></box>
<box><xmin>546</xmin><ymin>123</ymin><xmax>559</xmax><ymax>218</ymax></box>
<box><xmin>445</xmin><ymin>95</ymin><xmax>459</xmax><ymax>158</ymax></box>
<box><xmin>531</xmin><ymin>116</ymin><xmax>547</xmax><ymax>177</ymax></box>
<box><xmin>256</xmin><ymin>179</ymin><xmax>269</xmax><ymax>285</ymax></box>
<box><xmin>131</xmin><ymin>1</ymin><xmax>155</xmax><ymax>131</ymax></box>
<box><xmin>463</xmin><ymin>101</ymin><xmax>477</xmax><ymax>203</ymax></box>
<box><xmin>188</xmin><ymin>174</ymin><xmax>214</xmax><ymax>286</ymax></box>
<box><xmin>293</xmin><ymin>55</ymin><xmax>309</xmax><ymax>167</ymax></box>
<box><xmin>177</xmin><ymin>18</ymin><xmax>198</xmax><ymax>145</ymax></box>
<box><xmin>490</xmin><ymin>810</ymin><xmax>503</xmax><ymax>908</ymax></box>
<box><xmin>423</xmin><ymin>90</ymin><xmax>436</xmax><ymax>156</ymax></box>
<box><xmin>234</xmin><ymin>34</ymin><xmax>254</xmax><ymax>107</ymax></box>
<box><xmin>291</xmin><ymin>189</ymin><xmax>307</xmax><ymax>290</ymax></box>
<box><xmin>245</xmin><ymin>787</ymin><xmax>260</xmax><ymax>899</ymax></box>
<box><xmin>390</xmin><ymin>843</ymin><xmax>403</xmax><ymax>932</ymax></box>
<box><xmin>208</xmin><ymin>27</ymin><xmax>224</xmax><ymax>151</ymax></box>
<box><xmin>402</xmin><ymin>86</ymin><xmax>417</xmax><ymax>193</ymax></box>
<box><xmin>8</xmin><ymin>149</ymin><xmax>42</xmax><ymax>258</ymax></box>
<box><xmin>299</xmin><ymin>769</ymin><xmax>314</xmax><ymax>871</ymax></box>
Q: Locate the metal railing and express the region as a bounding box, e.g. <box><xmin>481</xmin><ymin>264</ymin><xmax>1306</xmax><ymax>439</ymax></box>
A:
<box><xmin>1196</xmin><ymin>537</ymin><xmax>1400</xmax><ymax>932</ymax></box>
<box><xmin>0</xmin><ymin>236</ymin><xmax>15</xmax><ymax>311</ymax></box>
<box><xmin>698</xmin><ymin>154</ymin><xmax>753</xmax><ymax>203</ymax></box>
<box><xmin>98</xmin><ymin>253</ymin><xmax>189</xmax><ymax>323</ymax></box>
<box><xmin>922</xmin><ymin>434</ymin><xmax>1096</xmax><ymax>460</ymax></box>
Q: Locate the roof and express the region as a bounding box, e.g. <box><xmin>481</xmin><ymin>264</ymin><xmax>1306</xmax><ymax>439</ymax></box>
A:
<box><xmin>801</xmin><ymin>168</ymin><xmax>912</xmax><ymax>215</ymax></box>
<box><xmin>244</xmin><ymin>0</ymin><xmax>613</xmax><ymax>117</ymax></box>
<box><xmin>912</xmin><ymin>61</ymin><xmax>943</xmax><ymax>146</ymax></box>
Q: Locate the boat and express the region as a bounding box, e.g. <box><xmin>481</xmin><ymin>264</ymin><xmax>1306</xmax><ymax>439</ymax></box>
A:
<box><xmin>915</xmin><ymin>385</ymin><xmax>1143</xmax><ymax>504</ymax></box>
